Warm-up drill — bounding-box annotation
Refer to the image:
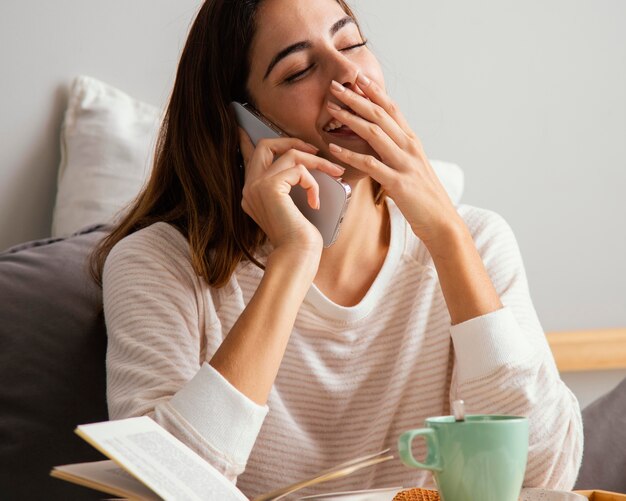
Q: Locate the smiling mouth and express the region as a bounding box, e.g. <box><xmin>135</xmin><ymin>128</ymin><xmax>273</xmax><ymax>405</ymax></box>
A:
<box><xmin>323</xmin><ymin>106</ymin><xmax>360</xmax><ymax>133</ymax></box>
<box><xmin>324</xmin><ymin>119</ymin><xmax>349</xmax><ymax>133</ymax></box>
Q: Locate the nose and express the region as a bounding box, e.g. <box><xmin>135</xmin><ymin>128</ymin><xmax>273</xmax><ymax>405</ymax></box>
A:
<box><xmin>328</xmin><ymin>52</ymin><xmax>362</xmax><ymax>94</ymax></box>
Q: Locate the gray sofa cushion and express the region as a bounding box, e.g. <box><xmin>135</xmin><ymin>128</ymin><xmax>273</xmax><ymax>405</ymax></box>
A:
<box><xmin>574</xmin><ymin>376</ymin><xmax>626</xmax><ymax>492</ymax></box>
<box><xmin>0</xmin><ymin>225</ymin><xmax>110</xmax><ymax>500</ymax></box>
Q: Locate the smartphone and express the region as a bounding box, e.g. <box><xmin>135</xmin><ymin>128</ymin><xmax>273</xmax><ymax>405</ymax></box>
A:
<box><xmin>231</xmin><ymin>101</ymin><xmax>351</xmax><ymax>247</ymax></box>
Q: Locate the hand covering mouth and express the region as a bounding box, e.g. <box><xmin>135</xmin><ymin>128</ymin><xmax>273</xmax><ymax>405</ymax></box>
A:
<box><xmin>323</xmin><ymin>105</ymin><xmax>360</xmax><ymax>133</ymax></box>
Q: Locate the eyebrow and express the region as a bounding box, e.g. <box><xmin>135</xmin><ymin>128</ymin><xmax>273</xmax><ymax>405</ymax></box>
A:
<box><xmin>263</xmin><ymin>16</ymin><xmax>356</xmax><ymax>81</ymax></box>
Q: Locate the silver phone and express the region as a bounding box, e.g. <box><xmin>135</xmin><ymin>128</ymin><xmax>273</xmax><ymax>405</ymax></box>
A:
<box><xmin>231</xmin><ymin>101</ymin><xmax>351</xmax><ymax>247</ymax></box>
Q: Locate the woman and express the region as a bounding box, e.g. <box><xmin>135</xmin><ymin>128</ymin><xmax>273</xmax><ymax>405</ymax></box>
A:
<box><xmin>93</xmin><ymin>0</ymin><xmax>583</xmax><ymax>497</ymax></box>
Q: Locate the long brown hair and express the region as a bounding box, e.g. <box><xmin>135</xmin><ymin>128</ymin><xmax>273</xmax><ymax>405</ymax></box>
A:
<box><xmin>91</xmin><ymin>0</ymin><xmax>367</xmax><ymax>288</ymax></box>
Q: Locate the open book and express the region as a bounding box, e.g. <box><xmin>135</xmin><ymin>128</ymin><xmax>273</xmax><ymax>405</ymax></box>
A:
<box><xmin>50</xmin><ymin>417</ymin><xmax>397</xmax><ymax>501</ymax></box>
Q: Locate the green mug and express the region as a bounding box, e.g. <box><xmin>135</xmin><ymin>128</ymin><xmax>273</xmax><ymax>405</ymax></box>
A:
<box><xmin>398</xmin><ymin>415</ymin><xmax>529</xmax><ymax>501</ymax></box>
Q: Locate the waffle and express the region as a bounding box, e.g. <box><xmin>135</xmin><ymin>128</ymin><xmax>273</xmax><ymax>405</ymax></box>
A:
<box><xmin>393</xmin><ymin>488</ymin><xmax>441</xmax><ymax>501</ymax></box>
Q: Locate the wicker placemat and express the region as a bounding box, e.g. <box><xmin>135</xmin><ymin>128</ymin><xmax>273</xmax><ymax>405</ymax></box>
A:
<box><xmin>393</xmin><ymin>488</ymin><xmax>440</xmax><ymax>501</ymax></box>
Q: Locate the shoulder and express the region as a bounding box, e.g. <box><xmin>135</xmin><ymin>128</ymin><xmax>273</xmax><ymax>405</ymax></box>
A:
<box><xmin>104</xmin><ymin>222</ymin><xmax>197</xmax><ymax>287</ymax></box>
<box><xmin>103</xmin><ymin>223</ymin><xmax>239</xmax><ymax>313</ymax></box>
<box><xmin>109</xmin><ymin>222</ymin><xmax>189</xmax><ymax>258</ymax></box>
<box><xmin>403</xmin><ymin>203</ymin><xmax>521</xmax><ymax>268</ymax></box>
<box><xmin>456</xmin><ymin>204</ymin><xmax>517</xmax><ymax>245</ymax></box>
<box><xmin>455</xmin><ymin>204</ymin><xmax>528</xmax><ymax>288</ymax></box>
<box><xmin>455</xmin><ymin>204</ymin><xmax>521</xmax><ymax>261</ymax></box>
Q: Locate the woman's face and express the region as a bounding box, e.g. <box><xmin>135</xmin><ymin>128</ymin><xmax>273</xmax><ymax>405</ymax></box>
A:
<box><xmin>246</xmin><ymin>0</ymin><xmax>385</xmax><ymax>170</ymax></box>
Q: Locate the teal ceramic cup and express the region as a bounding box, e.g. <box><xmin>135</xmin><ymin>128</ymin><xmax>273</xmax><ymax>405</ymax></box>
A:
<box><xmin>398</xmin><ymin>415</ymin><xmax>529</xmax><ymax>501</ymax></box>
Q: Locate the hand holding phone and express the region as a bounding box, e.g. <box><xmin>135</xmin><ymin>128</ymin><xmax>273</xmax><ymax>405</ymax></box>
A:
<box><xmin>231</xmin><ymin>102</ymin><xmax>351</xmax><ymax>247</ymax></box>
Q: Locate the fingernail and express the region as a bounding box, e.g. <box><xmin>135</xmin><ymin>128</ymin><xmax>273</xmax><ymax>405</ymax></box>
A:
<box><xmin>306</xmin><ymin>142</ymin><xmax>319</xmax><ymax>151</ymax></box>
<box><xmin>316</xmin><ymin>197</ymin><xmax>321</xmax><ymax>210</ymax></box>
<box><xmin>331</xmin><ymin>80</ymin><xmax>345</xmax><ymax>92</ymax></box>
<box><xmin>357</xmin><ymin>73</ymin><xmax>371</xmax><ymax>87</ymax></box>
<box><xmin>329</xmin><ymin>143</ymin><xmax>342</xmax><ymax>153</ymax></box>
<box><xmin>327</xmin><ymin>101</ymin><xmax>341</xmax><ymax>111</ymax></box>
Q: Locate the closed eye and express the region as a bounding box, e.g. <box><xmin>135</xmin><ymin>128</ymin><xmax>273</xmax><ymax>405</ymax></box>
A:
<box><xmin>340</xmin><ymin>40</ymin><xmax>368</xmax><ymax>52</ymax></box>
<box><xmin>284</xmin><ymin>65</ymin><xmax>315</xmax><ymax>84</ymax></box>
<box><xmin>283</xmin><ymin>40</ymin><xmax>368</xmax><ymax>85</ymax></box>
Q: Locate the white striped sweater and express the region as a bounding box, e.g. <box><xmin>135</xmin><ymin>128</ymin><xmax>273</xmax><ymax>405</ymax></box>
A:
<box><xmin>103</xmin><ymin>199</ymin><xmax>583</xmax><ymax>499</ymax></box>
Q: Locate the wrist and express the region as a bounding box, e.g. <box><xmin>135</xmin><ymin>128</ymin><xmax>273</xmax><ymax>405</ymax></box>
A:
<box><xmin>420</xmin><ymin>217</ymin><xmax>504</xmax><ymax>326</ymax></box>
<box><xmin>420</xmin><ymin>216</ymin><xmax>472</xmax><ymax>261</ymax></box>
<box><xmin>266</xmin><ymin>243</ymin><xmax>321</xmax><ymax>281</ymax></box>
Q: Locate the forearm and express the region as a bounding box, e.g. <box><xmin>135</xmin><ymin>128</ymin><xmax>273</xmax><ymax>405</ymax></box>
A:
<box><xmin>425</xmin><ymin>217</ymin><xmax>503</xmax><ymax>326</ymax></box>
<box><xmin>436</xmin><ymin>207</ymin><xmax>583</xmax><ymax>488</ymax></box>
<box><xmin>209</xmin><ymin>247</ymin><xmax>319</xmax><ymax>405</ymax></box>
<box><xmin>454</xmin><ymin>357</ymin><xmax>583</xmax><ymax>489</ymax></box>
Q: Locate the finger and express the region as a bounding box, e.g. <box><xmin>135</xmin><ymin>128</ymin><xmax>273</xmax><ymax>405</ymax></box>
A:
<box><xmin>251</xmin><ymin>137</ymin><xmax>319</xmax><ymax>178</ymax></box>
<box><xmin>266</xmin><ymin>149</ymin><xmax>345</xmax><ymax>178</ymax></box>
<box><xmin>330</xmin><ymin>80</ymin><xmax>410</xmax><ymax>149</ymax></box>
<box><xmin>328</xmin><ymin>143</ymin><xmax>394</xmax><ymax>187</ymax></box>
<box><xmin>277</xmin><ymin>164</ymin><xmax>320</xmax><ymax>210</ymax></box>
<box><xmin>255</xmin><ymin>137</ymin><xmax>318</xmax><ymax>164</ymax></box>
<box><xmin>244</xmin><ymin>136</ymin><xmax>320</xmax><ymax>180</ymax></box>
<box><xmin>327</xmin><ymin>103</ymin><xmax>406</xmax><ymax>166</ymax></box>
<box><xmin>356</xmin><ymin>74</ymin><xmax>414</xmax><ymax>137</ymax></box>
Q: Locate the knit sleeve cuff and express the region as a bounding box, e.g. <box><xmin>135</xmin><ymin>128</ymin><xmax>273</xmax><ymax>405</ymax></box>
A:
<box><xmin>450</xmin><ymin>306</ymin><xmax>534</xmax><ymax>382</ymax></box>
<box><xmin>169</xmin><ymin>362</ymin><xmax>269</xmax><ymax>466</ymax></box>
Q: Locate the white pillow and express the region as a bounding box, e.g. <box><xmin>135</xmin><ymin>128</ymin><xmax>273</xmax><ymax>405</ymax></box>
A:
<box><xmin>51</xmin><ymin>75</ymin><xmax>162</xmax><ymax>237</ymax></box>
<box><xmin>51</xmin><ymin>75</ymin><xmax>463</xmax><ymax>237</ymax></box>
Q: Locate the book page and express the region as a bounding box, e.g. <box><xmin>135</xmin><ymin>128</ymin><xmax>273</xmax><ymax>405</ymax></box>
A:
<box><xmin>75</xmin><ymin>417</ymin><xmax>247</xmax><ymax>501</ymax></box>
<box><xmin>51</xmin><ymin>460</ymin><xmax>161</xmax><ymax>500</ymax></box>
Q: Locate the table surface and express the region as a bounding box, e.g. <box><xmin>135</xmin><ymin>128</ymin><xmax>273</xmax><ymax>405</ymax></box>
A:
<box><xmin>393</xmin><ymin>488</ymin><xmax>626</xmax><ymax>501</ymax></box>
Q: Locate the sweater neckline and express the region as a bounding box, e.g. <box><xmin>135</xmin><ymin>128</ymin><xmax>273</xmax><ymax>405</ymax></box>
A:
<box><xmin>303</xmin><ymin>198</ymin><xmax>406</xmax><ymax>323</ymax></box>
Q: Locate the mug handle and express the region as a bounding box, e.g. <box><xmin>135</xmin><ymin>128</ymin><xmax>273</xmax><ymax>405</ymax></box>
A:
<box><xmin>398</xmin><ymin>428</ymin><xmax>443</xmax><ymax>472</ymax></box>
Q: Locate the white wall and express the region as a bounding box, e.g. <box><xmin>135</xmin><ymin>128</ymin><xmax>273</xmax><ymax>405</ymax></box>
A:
<box><xmin>353</xmin><ymin>0</ymin><xmax>626</xmax><ymax>333</ymax></box>
<box><xmin>1</xmin><ymin>0</ymin><xmax>624</xmax><ymax>405</ymax></box>
<box><xmin>0</xmin><ymin>0</ymin><xmax>199</xmax><ymax>248</ymax></box>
